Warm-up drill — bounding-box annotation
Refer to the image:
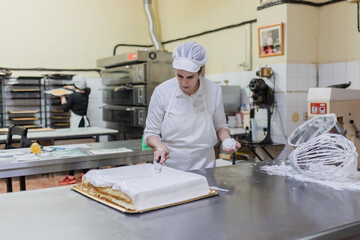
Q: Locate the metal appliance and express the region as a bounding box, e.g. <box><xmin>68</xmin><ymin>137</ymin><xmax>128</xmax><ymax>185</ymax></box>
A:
<box><xmin>220</xmin><ymin>85</ymin><xmax>241</xmax><ymax>116</ymax></box>
<box><xmin>245</xmin><ymin>78</ymin><xmax>274</xmax><ymax>144</ymax></box>
<box><xmin>97</xmin><ymin>50</ymin><xmax>174</xmax><ymax>138</ymax></box>
<box><xmin>307</xmin><ymin>87</ymin><xmax>360</xmax><ymax>166</ymax></box>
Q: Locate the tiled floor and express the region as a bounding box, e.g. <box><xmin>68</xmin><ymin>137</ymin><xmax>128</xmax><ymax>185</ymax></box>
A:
<box><xmin>0</xmin><ymin>172</ymin><xmax>83</xmax><ymax>193</ymax></box>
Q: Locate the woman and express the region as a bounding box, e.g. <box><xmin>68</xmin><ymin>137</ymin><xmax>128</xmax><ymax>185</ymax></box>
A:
<box><xmin>60</xmin><ymin>74</ymin><xmax>91</xmax><ymax>128</ymax></box>
<box><xmin>144</xmin><ymin>42</ymin><xmax>240</xmax><ymax>171</ymax></box>
<box><xmin>59</xmin><ymin>74</ymin><xmax>91</xmax><ymax>185</ymax></box>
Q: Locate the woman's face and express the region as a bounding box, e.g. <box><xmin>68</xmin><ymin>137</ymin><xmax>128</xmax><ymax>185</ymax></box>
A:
<box><xmin>175</xmin><ymin>69</ymin><xmax>202</xmax><ymax>95</ymax></box>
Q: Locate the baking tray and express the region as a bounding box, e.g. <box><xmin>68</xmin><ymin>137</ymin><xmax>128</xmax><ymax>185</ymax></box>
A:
<box><xmin>51</xmin><ymin>109</ymin><xmax>65</xmax><ymax>113</ymax></box>
<box><xmin>51</xmin><ymin>116</ymin><xmax>70</xmax><ymax>119</ymax></box>
<box><xmin>8</xmin><ymin>110</ymin><xmax>38</xmax><ymax>114</ymax></box>
<box><xmin>28</xmin><ymin>128</ymin><xmax>55</xmax><ymax>132</ymax></box>
<box><xmin>0</xmin><ymin>127</ymin><xmax>54</xmax><ymax>134</ymax></box>
<box><xmin>11</xmin><ymin>117</ymin><xmax>39</xmax><ymax>121</ymax></box>
<box><xmin>72</xmin><ymin>184</ymin><xmax>219</xmax><ymax>213</ymax></box>
<box><xmin>45</xmin><ymin>88</ymin><xmax>73</xmax><ymax>96</ymax></box>
<box><xmin>22</xmin><ymin>125</ymin><xmax>38</xmax><ymax>129</ymax></box>
<box><xmin>11</xmin><ymin>89</ymin><xmax>40</xmax><ymax>92</ymax></box>
<box><xmin>53</xmin><ymin>123</ymin><xmax>70</xmax><ymax>126</ymax></box>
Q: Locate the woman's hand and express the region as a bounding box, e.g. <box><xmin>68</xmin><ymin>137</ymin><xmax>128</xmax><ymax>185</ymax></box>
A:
<box><xmin>146</xmin><ymin>136</ymin><xmax>170</xmax><ymax>164</ymax></box>
<box><xmin>60</xmin><ymin>95</ymin><xmax>67</xmax><ymax>104</ymax></box>
<box><xmin>63</xmin><ymin>85</ymin><xmax>73</xmax><ymax>90</ymax></box>
<box><xmin>222</xmin><ymin>138</ymin><xmax>241</xmax><ymax>152</ymax></box>
<box><xmin>154</xmin><ymin>145</ymin><xmax>170</xmax><ymax>164</ymax></box>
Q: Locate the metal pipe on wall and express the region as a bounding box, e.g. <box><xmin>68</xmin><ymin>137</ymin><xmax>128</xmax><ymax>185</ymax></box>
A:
<box><xmin>244</xmin><ymin>23</ymin><xmax>252</xmax><ymax>71</ymax></box>
<box><xmin>144</xmin><ymin>0</ymin><xmax>163</xmax><ymax>51</ymax></box>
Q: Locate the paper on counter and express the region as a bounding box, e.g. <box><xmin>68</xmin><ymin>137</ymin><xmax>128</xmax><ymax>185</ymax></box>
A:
<box><xmin>43</xmin><ymin>144</ymin><xmax>91</xmax><ymax>152</ymax></box>
<box><xmin>89</xmin><ymin>148</ymin><xmax>133</xmax><ymax>155</ymax></box>
<box><xmin>51</xmin><ymin>149</ymin><xmax>87</xmax><ymax>158</ymax></box>
<box><xmin>0</xmin><ymin>148</ymin><xmax>32</xmax><ymax>161</ymax></box>
<box><xmin>0</xmin><ymin>148</ymin><xmax>31</xmax><ymax>156</ymax></box>
<box><xmin>15</xmin><ymin>154</ymin><xmax>40</xmax><ymax>161</ymax></box>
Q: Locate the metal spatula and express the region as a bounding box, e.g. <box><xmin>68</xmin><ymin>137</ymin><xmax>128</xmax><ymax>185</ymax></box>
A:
<box><xmin>153</xmin><ymin>157</ymin><xmax>162</xmax><ymax>174</ymax></box>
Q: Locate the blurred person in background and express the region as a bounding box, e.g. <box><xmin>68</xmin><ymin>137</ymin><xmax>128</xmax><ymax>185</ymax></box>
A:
<box><xmin>59</xmin><ymin>74</ymin><xmax>91</xmax><ymax>185</ymax></box>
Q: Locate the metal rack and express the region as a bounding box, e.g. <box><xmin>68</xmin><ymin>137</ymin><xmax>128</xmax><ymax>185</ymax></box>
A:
<box><xmin>1</xmin><ymin>76</ymin><xmax>43</xmax><ymax>129</ymax></box>
<box><xmin>43</xmin><ymin>75</ymin><xmax>73</xmax><ymax>128</ymax></box>
<box><xmin>0</xmin><ymin>78</ymin><xmax>3</xmax><ymax>128</ymax></box>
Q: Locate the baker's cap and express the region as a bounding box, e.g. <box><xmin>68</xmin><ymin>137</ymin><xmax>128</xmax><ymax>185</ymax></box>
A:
<box><xmin>172</xmin><ymin>42</ymin><xmax>207</xmax><ymax>73</ymax></box>
<box><xmin>72</xmin><ymin>75</ymin><xmax>87</xmax><ymax>90</ymax></box>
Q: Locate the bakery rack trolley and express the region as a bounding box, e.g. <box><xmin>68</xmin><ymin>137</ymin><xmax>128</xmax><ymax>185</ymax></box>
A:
<box><xmin>43</xmin><ymin>74</ymin><xmax>73</xmax><ymax>128</ymax></box>
<box><xmin>1</xmin><ymin>76</ymin><xmax>44</xmax><ymax>129</ymax></box>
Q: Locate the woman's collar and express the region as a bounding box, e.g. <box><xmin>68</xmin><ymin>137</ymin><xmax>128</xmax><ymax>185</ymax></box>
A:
<box><xmin>175</xmin><ymin>77</ymin><xmax>204</xmax><ymax>97</ymax></box>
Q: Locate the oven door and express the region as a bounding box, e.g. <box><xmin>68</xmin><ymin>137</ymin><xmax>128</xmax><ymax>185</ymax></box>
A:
<box><xmin>102</xmin><ymin>85</ymin><xmax>146</xmax><ymax>106</ymax></box>
<box><xmin>100</xmin><ymin>63</ymin><xmax>146</xmax><ymax>85</ymax></box>
<box><xmin>103</xmin><ymin>105</ymin><xmax>147</xmax><ymax>127</ymax></box>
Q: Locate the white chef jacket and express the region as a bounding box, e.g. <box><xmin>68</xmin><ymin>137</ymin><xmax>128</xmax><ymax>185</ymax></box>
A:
<box><xmin>144</xmin><ymin>77</ymin><xmax>228</xmax><ymax>145</ymax></box>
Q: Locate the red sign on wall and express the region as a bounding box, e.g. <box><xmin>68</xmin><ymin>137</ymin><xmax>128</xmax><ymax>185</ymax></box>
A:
<box><xmin>128</xmin><ymin>52</ymin><xmax>137</xmax><ymax>60</ymax></box>
<box><xmin>310</xmin><ymin>103</ymin><xmax>327</xmax><ymax>114</ymax></box>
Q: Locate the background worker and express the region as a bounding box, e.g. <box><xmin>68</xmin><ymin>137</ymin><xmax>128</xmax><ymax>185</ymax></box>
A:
<box><xmin>59</xmin><ymin>74</ymin><xmax>91</xmax><ymax>185</ymax></box>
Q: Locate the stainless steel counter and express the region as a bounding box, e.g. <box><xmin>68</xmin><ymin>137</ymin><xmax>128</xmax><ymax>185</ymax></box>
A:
<box><xmin>0</xmin><ymin>140</ymin><xmax>153</xmax><ymax>178</ymax></box>
<box><xmin>0</xmin><ymin>127</ymin><xmax>119</xmax><ymax>144</ymax></box>
<box><xmin>1</xmin><ymin>162</ymin><xmax>360</xmax><ymax>240</ymax></box>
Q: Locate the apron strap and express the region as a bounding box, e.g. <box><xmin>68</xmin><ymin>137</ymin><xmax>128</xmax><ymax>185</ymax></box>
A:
<box><xmin>202</xmin><ymin>94</ymin><xmax>207</xmax><ymax>112</ymax></box>
<box><xmin>164</xmin><ymin>87</ymin><xmax>177</xmax><ymax>118</ymax></box>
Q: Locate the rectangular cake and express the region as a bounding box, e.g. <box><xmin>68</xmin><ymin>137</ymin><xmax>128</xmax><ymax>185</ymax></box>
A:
<box><xmin>80</xmin><ymin>164</ymin><xmax>210</xmax><ymax>212</ymax></box>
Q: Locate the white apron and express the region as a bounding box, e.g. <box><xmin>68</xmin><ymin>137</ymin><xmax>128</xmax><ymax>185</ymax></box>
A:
<box><xmin>161</xmin><ymin>89</ymin><xmax>217</xmax><ymax>171</ymax></box>
<box><xmin>70</xmin><ymin>111</ymin><xmax>90</xmax><ymax>128</ymax></box>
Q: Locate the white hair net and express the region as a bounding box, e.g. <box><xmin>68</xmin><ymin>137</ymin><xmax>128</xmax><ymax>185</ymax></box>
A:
<box><xmin>172</xmin><ymin>42</ymin><xmax>207</xmax><ymax>73</ymax></box>
<box><xmin>72</xmin><ymin>75</ymin><xmax>87</xmax><ymax>90</ymax></box>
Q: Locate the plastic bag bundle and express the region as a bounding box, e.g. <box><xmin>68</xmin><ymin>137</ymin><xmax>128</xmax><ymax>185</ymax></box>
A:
<box><xmin>288</xmin><ymin>113</ymin><xmax>337</xmax><ymax>148</ymax></box>
<box><xmin>289</xmin><ymin>133</ymin><xmax>358</xmax><ymax>180</ymax></box>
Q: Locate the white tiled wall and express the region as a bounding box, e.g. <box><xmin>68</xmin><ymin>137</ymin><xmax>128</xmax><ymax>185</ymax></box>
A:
<box><xmin>319</xmin><ymin>61</ymin><xmax>360</xmax><ymax>89</ymax></box>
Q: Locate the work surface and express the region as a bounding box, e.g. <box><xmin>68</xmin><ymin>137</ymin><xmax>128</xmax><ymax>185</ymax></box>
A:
<box><xmin>0</xmin><ymin>140</ymin><xmax>153</xmax><ymax>178</ymax></box>
<box><xmin>1</xmin><ymin>161</ymin><xmax>360</xmax><ymax>240</ymax></box>
<box><xmin>0</xmin><ymin>127</ymin><xmax>119</xmax><ymax>144</ymax></box>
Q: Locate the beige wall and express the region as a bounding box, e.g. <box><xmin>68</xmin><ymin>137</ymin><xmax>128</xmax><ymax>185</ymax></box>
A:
<box><xmin>1</xmin><ymin>1</ymin><xmax>359</xmax><ymax>77</ymax></box>
<box><xmin>286</xmin><ymin>5</ymin><xmax>319</xmax><ymax>64</ymax></box>
<box><xmin>0</xmin><ymin>0</ymin><xmax>150</xmax><ymax>77</ymax></box>
<box><xmin>1</xmin><ymin>0</ymin><xmax>260</xmax><ymax>76</ymax></box>
<box><xmin>318</xmin><ymin>1</ymin><xmax>360</xmax><ymax>63</ymax></box>
<box><xmin>157</xmin><ymin>0</ymin><xmax>258</xmax><ymax>74</ymax></box>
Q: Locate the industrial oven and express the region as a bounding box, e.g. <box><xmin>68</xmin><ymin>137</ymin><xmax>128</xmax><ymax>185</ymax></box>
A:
<box><xmin>97</xmin><ymin>49</ymin><xmax>174</xmax><ymax>138</ymax></box>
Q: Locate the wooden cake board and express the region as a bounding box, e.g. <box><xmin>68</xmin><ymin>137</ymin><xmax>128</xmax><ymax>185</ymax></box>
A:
<box><xmin>72</xmin><ymin>184</ymin><xmax>219</xmax><ymax>213</ymax></box>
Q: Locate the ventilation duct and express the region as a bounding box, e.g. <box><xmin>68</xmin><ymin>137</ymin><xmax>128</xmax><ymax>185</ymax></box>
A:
<box><xmin>144</xmin><ymin>0</ymin><xmax>164</xmax><ymax>50</ymax></box>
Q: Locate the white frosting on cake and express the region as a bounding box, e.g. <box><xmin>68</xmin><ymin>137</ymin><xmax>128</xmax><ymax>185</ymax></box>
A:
<box><xmin>83</xmin><ymin>164</ymin><xmax>210</xmax><ymax>211</ymax></box>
